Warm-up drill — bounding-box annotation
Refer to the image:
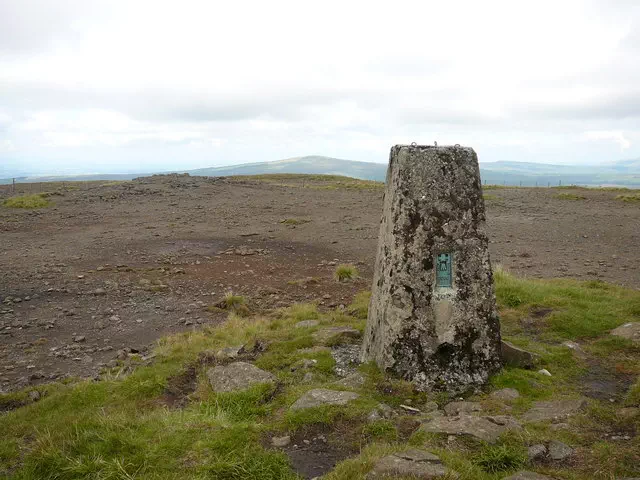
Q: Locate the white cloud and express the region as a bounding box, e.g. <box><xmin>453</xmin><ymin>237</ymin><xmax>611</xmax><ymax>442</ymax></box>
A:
<box><xmin>582</xmin><ymin>130</ymin><xmax>631</xmax><ymax>150</ymax></box>
<box><xmin>0</xmin><ymin>0</ymin><xmax>639</xmax><ymax>175</ymax></box>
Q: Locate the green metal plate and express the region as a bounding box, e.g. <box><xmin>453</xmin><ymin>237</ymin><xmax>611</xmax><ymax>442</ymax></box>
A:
<box><xmin>436</xmin><ymin>253</ymin><xmax>453</xmax><ymax>288</ymax></box>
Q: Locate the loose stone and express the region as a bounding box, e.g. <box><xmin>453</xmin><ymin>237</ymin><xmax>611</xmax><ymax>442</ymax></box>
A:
<box><xmin>420</xmin><ymin>414</ymin><xmax>522</xmax><ymax>443</ymax></box>
<box><xmin>547</xmin><ymin>440</ymin><xmax>573</xmax><ymax>461</ymax></box>
<box><xmin>610</xmin><ymin>322</ymin><xmax>640</xmax><ymax>344</ymax></box>
<box><xmin>366</xmin><ymin>449</ymin><xmax>455</xmax><ymax>479</ymax></box>
<box><xmin>490</xmin><ymin>388</ymin><xmax>520</xmax><ymax>401</ymax></box>
<box><xmin>522</xmin><ymin>398</ymin><xmax>587</xmax><ymax>423</ymax></box>
<box><xmin>501</xmin><ymin>341</ymin><xmax>539</xmax><ymax>369</ymax></box>
<box><xmin>271</xmin><ymin>435</ymin><xmax>291</xmax><ymax>447</ymax></box>
<box><xmin>502</xmin><ymin>472</ymin><xmax>558</xmax><ymax>480</ymax></box>
<box><xmin>290</xmin><ymin>388</ymin><xmax>359</xmax><ymax>410</ymax></box>
<box><xmin>207</xmin><ymin>362</ymin><xmax>275</xmax><ymax>393</ymax></box>
<box><xmin>312</xmin><ymin>327</ymin><xmax>361</xmax><ymax>345</ymax></box>
<box><xmin>443</xmin><ymin>401</ymin><xmax>482</xmax><ymax>416</ymax></box>
<box><xmin>295</xmin><ymin>320</ymin><xmax>320</xmax><ymax>328</ymax></box>
<box><xmin>527</xmin><ymin>444</ymin><xmax>547</xmax><ymax>461</ymax></box>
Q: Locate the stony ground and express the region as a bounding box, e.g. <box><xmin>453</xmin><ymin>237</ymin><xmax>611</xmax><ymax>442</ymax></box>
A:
<box><xmin>0</xmin><ymin>174</ymin><xmax>639</xmax><ymax>480</ymax></box>
<box><xmin>0</xmin><ymin>175</ymin><xmax>638</xmax><ymax>394</ymax></box>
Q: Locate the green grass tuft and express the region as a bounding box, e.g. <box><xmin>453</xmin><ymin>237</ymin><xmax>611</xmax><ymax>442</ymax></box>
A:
<box><xmin>2</xmin><ymin>194</ymin><xmax>51</xmax><ymax>209</ymax></box>
<box><xmin>335</xmin><ymin>264</ymin><xmax>358</xmax><ymax>282</ymax></box>
<box><xmin>495</xmin><ymin>268</ymin><xmax>640</xmax><ymax>339</ymax></box>
<box><xmin>554</xmin><ymin>192</ymin><xmax>586</xmax><ymax>200</ymax></box>
<box><xmin>473</xmin><ymin>442</ymin><xmax>528</xmax><ymax>473</ymax></box>
<box><xmin>616</xmin><ymin>193</ymin><xmax>640</xmax><ymax>203</ymax></box>
<box><xmin>348</xmin><ymin>291</ymin><xmax>371</xmax><ymax>319</ymax></box>
<box><xmin>280</xmin><ymin>218</ymin><xmax>310</xmax><ymax>226</ymax></box>
<box><xmin>224</xmin><ymin>293</ymin><xmax>245</xmax><ymax>308</ymax></box>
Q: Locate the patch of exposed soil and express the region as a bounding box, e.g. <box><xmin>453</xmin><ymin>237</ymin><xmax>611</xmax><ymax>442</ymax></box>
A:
<box><xmin>162</xmin><ymin>364</ymin><xmax>199</xmax><ymax>408</ymax></box>
<box><xmin>580</xmin><ymin>360</ymin><xmax>635</xmax><ymax>402</ymax></box>
<box><xmin>271</xmin><ymin>421</ymin><xmax>363</xmax><ymax>479</ymax></box>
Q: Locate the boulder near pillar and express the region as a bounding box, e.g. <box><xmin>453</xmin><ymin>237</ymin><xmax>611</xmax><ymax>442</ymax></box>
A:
<box><xmin>361</xmin><ymin>145</ymin><xmax>502</xmax><ymax>392</ymax></box>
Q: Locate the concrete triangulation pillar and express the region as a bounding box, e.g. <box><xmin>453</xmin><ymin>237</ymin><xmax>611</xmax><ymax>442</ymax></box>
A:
<box><xmin>361</xmin><ymin>144</ymin><xmax>502</xmax><ymax>392</ymax></box>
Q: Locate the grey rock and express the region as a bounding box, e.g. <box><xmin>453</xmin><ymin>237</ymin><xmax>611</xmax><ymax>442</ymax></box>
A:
<box><xmin>562</xmin><ymin>341</ymin><xmax>587</xmax><ymax>358</ymax></box>
<box><xmin>333</xmin><ymin>371</ymin><xmax>365</xmax><ymax>389</ymax></box>
<box><xmin>547</xmin><ymin>440</ymin><xmax>573</xmax><ymax>461</ymax></box>
<box><xmin>527</xmin><ymin>444</ymin><xmax>547</xmax><ymax>461</ymax></box>
<box><xmin>501</xmin><ymin>341</ymin><xmax>539</xmax><ymax>368</ymax></box>
<box><xmin>290</xmin><ymin>388</ymin><xmax>359</xmax><ymax>410</ymax></box>
<box><xmin>522</xmin><ymin>398</ymin><xmax>587</xmax><ymax>423</ymax></box>
<box><xmin>444</xmin><ymin>401</ymin><xmax>482</xmax><ymax>416</ymax></box>
<box><xmin>537</xmin><ymin>369</ymin><xmax>552</xmax><ymax>377</ymax></box>
<box><xmin>291</xmin><ymin>358</ymin><xmax>317</xmax><ymax>371</ymax></box>
<box><xmin>362</xmin><ymin>145</ymin><xmax>502</xmax><ymax>393</ymax></box>
<box><xmin>366</xmin><ymin>449</ymin><xmax>454</xmax><ymax>479</ymax></box>
<box><xmin>549</xmin><ymin>423</ymin><xmax>570</xmax><ymax>431</ymax></box>
<box><xmin>611</xmin><ymin>322</ymin><xmax>640</xmax><ymax>343</ymax></box>
<box><xmin>29</xmin><ymin>390</ymin><xmax>41</xmax><ymax>402</ymax></box>
<box><xmin>312</xmin><ymin>326</ymin><xmax>361</xmax><ymax>345</ymax></box>
<box><xmin>74</xmin><ymin>335</ymin><xmax>86</xmax><ymax>343</ymax></box>
<box><xmin>331</xmin><ymin>344</ymin><xmax>361</xmax><ymax>377</ymax></box>
<box><xmin>216</xmin><ymin>345</ymin><xmax>244</xmax><ymax>360</ymax></box>
<box><xmin>295</xmin><ymin>320</ymin><xmax>320</xmax><ymax>328</ymax></box>
<box><xmin>490</xmin><ymin>388</ymin><xmax>520</xmax><ymax>401</ymax></box>
<box><xmin>617</xmin><ymin>407</ymin><xmax>639</xmax><ymax>420</ymax></box>
<box><xmin>422</xmin><ymin>401</ymin><xmax>440</xmax><ymax>413</ymax></box>
<box><xmin>207</xmin><ymin>362</ymin><xmax>275</xmax><ymax>393</ymax></box>
<box><xmin>367</xmin><ymin>403</ymin><xmax>396</xmax><ymax>422</ymax></box>
<box><xmin>420</xmin><ymin>414</ymin><xmax>522</xmax><ymax>443</ymax></box>
<box><xmin>271</xmin><ymin>435</ymin><xmax>291</xmax><ymax>447</ymax></box>
<box><xmin>502</xmin><ymin>472</ymin><xmax>558</xmax><ymax>480</ymax></box>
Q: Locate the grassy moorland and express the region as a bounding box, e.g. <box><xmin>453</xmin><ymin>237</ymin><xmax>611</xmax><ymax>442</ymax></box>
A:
<box><xmin>0</xmin><ymin>270</ymin><xmax>638</xmax><ymax>479</ymax></box>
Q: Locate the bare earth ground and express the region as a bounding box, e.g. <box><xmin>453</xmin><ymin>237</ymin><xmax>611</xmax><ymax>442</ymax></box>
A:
<box><xmin>0</xmin><ymin>175</ymin><xmax>638</xmax><ymax>393</ymax></box>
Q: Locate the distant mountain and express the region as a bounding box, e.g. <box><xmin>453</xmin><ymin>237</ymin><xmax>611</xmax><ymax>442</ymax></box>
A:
<box><xmin>2</xmin><ymin>155</ymin><xmax>639</xmax><ymax>188</ymax></box>
<box><xmin>480</xmin><ymin>158</ymin><xmax>640</xmax><ymax>187</ymax></box>
<box><xmin>187</xmin><ymin>155</ymin><xmax>388</xmax><ymax>181</ymax></box>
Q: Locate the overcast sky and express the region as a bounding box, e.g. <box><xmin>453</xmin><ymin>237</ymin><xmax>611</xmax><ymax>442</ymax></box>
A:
<box><xmin>1</xmin><ymin>0</ymin><xmax>639</xmax><ymax>176</ymax></box>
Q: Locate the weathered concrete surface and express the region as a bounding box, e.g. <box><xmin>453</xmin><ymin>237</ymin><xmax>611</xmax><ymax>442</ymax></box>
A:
<box><xmin>361</xmin><ymin>145</ymin><xmax>502</xmax><ymax>392</ymax></box>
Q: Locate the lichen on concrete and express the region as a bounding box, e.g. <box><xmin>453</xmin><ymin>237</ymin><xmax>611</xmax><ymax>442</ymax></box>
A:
<box><xmin>361</xmin><ymin>144</ymin><xmax>502</xmax><ymax>392</ymax></box>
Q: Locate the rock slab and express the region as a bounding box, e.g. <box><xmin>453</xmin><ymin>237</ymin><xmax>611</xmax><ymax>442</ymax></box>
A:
<box><xmin>501</xmin><ymin>341</ymin><xmax>539</xmax><ymax>368</ymax></box>
<box><xmin>522</xmin><ymin>398</ymin><xmax>587</xmax><ymax>423</ymax></box>
<box><xmin>502</xmin><ymin>472</ymin><xmax>558</xmax><ymax>480</ymax></box>
<box><xmin>312</xmin><ymin>327</ymin><xmax>361</xmax><ymax>345</ymax></box>
<box><xmin>290</xmin><ymin>388</ymin><xmax>359</xmax><ymax>410</ymax></box>
<box><xmin>490</xmin><ymin>388</ymin><xmax>521</xmax><ymax>401</ymax></box>
<box><xmin>361</xmin><ymin>145</ymin><xmax>502</xmax><ymax>392</ymax></box>
<box><xmin>420</xmin><ymin>414</ymin><xmax>522</xmax><ymax>443</ymax></box>
<box><xmin>611</xmin><ymin>322</ymin><xmax>640</xmax><ymax>344</ymax></box>
<box><xmin>443</xmin><ymin>401</ymin><xmax>482</xmax><ymax>416</ymax></box>
<box><xmin>207</xmin><ymin>362</ymin><xmax>275</xmax><ymax>393</ymax></box>
<box><xmin>547</xmin><ymin>440</ymin><xmax>573</xmax><ymax>461</ymax></box>
<box><xmin>367</xmin><ymin>449</ymin><xmax>454</xmax><ymax>479</ymax></box>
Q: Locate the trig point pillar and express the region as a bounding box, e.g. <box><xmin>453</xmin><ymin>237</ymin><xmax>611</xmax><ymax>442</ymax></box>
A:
<box><xmin>361</xmin><ymin>144</ymin><xmax>501</xmax><ymax>392</ymax></box>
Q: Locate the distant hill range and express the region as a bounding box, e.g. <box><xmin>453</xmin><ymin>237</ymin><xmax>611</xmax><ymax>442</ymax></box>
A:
<box><xmin>2</xmin><ymin>155</ymin><xmax>640</xmax><ymax>188</ymax></box>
